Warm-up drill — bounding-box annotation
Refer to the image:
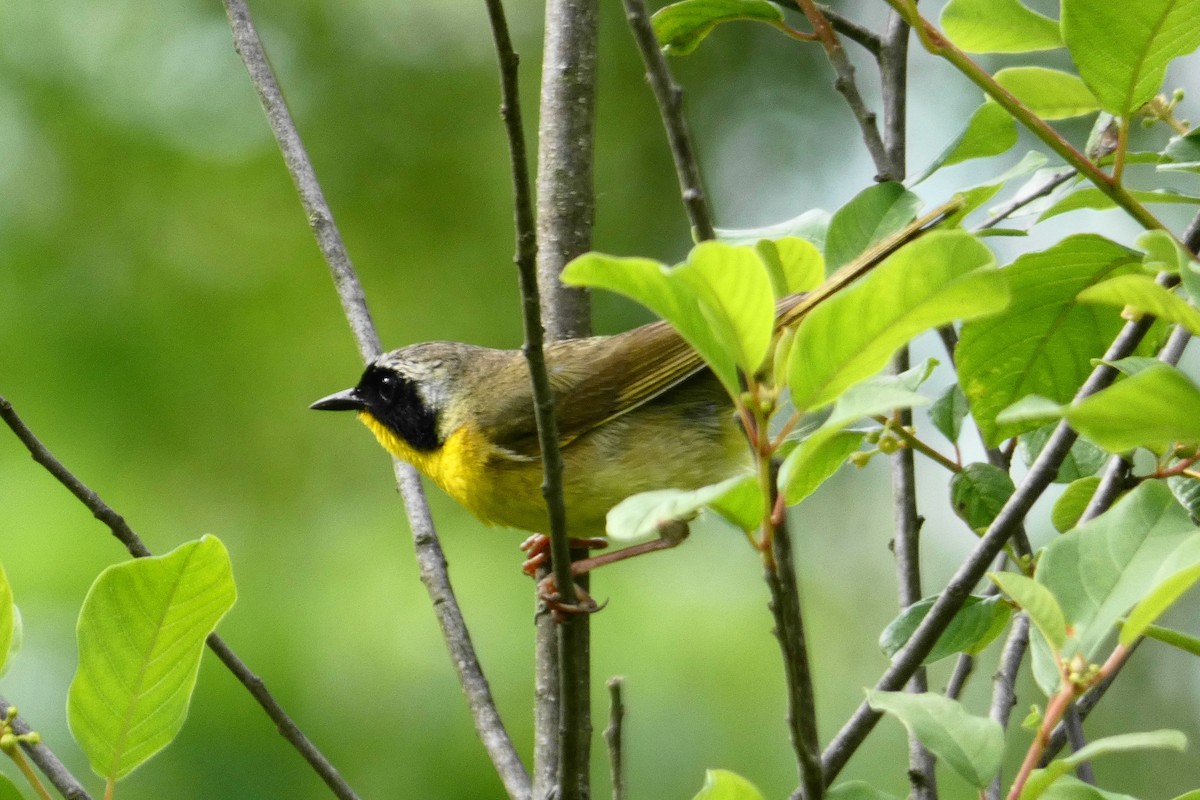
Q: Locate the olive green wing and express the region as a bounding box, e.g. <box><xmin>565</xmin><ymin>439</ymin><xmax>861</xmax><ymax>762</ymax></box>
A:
<box><xmin>476</xmin><ymin>322</ymin><xmax>708</xmax><ymax>459</ymax></box>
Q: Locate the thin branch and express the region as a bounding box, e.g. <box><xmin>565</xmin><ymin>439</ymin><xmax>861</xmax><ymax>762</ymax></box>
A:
<box><xmin>0</xmin><ymin>394</ymin><xmax>364</xmax><ymax>800</ymax></box>
<box><xmin>222</xmin><ymin>3</ymin><xmax>529</xmax><ymax>797</ymax></box>
<box><xmin>533</xmin><ymin>1</ymin><xmax>599</xmax><ymax>798</ymax></box>
<box><xmin>877</xmin><ymin>9</ymin><xmax>910</xmax><ymax>179</ymax></box>
<box><xmin>769</xmin><ymin>510</ymin><xmax>824</xmax><ymax>800</ymax></box>
<box><xmin>780</xmin><ymin>1</ymin><xmax>883</xmax><ymax>55</ymax></box>
<box><xmin>976</xmin><ymin>169</ymin><xmax>1077</xmax><ymax>232</ymax></box>
<box><xmin>944</xmin><ymin>655</ymin><xmax>974</xmax><ymax>701</ymax></box>
<box><xmin>604</xmin><ymin>678</ymin><xmax>626</xmax><ymax>800</ymax></box>
<box><xmin>985</xmin><ymin>614</ymin><xmax>1030</xmax><ymax>800</ymax></box>
<box><xmin>793</xmin><ymin>0</ymin><xmax>891</xmax><ymax>179</ymax></box>
<box><xmin>0</xmin><ymin>697</ymin><xmax>92</xmax><ymax>800</ymax></box>
<box><xmin>821</xmin><ymin>309</ymin><xmax>1162</xmax><ymax>783</ymax></box>
<box><xmin>623</xmin><ymin>0</ymin><xmax>716</xmax><ymax>241</ymax></box>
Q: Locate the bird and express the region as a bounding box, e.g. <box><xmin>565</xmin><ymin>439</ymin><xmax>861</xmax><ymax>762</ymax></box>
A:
<box><xmin>311</xmin><ymin>204</ymin><xmax>954</xmax><ymax>604</ymax></box>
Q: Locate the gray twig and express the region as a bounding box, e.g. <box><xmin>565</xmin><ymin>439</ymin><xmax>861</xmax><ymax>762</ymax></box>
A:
<box><xmin>985</xmin><ymin>614</ymin><xmax>1030</xmax><ymax>800</ymax></box>
<box><xmin>221</xmin><ymin>2</ymin><xmax>529</xmax><ymax>797</ymax></box>
<box><xmin>0</xmin><ymin>395</ymin><xmax>362</xmax><ymax>800</ymax></box>
<box><xmin>623</xmin><ymin>0</ymin><xmax>716</xmax><ymax>241</ymax></box>
<box><xmin>533</xmin><ymin>1</ymin><xmax>600</xmax><ymax>798</ymax></box>
<box><xmin>793</xmin><ymin>0</ymin><xmax>890</xmax><ymax>179</ymax></box>
<box><xmin>0</xmin><ymin>696</ymin><xmax>93</xmax><ymax>800</ymax></box>
<box><xmin>604</xmin><ymin>678</ymin><xmax>626</xmax><ymax>800</ymax></box>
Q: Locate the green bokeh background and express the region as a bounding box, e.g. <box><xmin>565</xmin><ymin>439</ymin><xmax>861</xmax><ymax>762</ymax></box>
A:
<box><xmin>1</xmin><ymin>1</ymin><xmax>1199</xmax><ymax>798</ymax></box>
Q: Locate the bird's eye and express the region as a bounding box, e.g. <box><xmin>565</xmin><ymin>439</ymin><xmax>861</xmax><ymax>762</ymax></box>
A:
<box><xmin>377</xmin><ymin>374</ymin><xmax>398</xmax><ymax>404</ymax></box>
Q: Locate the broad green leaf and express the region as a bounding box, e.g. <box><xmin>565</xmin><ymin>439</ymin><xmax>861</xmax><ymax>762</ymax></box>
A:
<box><xmin>790</xmin><ymin>231</ymin><xmax>1004</xmax><ymax>413</ymax></box>
<box><xmin>653</xmin><ymin>0</ymin><xmax>785</xmax><ymax>55</ymax></box>
<box><xmin>1021</xmin><ymin>731</ymin><xmax>1187</xmax><ymax>800</ymax></box>
<box><xmin>716</xmin><ymin>208</ymin><xmax>829</xmax><ymax>249</ymax></box>
<box><xmin>1170</xmin><ymin>474</ymin><xmax>1200</xmax><ymax>520</ymax></box>
<box><xmin>940</xmin><ymin>0</ymin><xmax>1061</xmax><ymax>53</ymax></box>
<box><xmin>996</xmin><ymin>397</ymin><xmax>1066</xmax><ymax>431</ymax></box>
<box><xmin>951</xmin><ymin>463</ymin><xmax>1016</xmax><ymax>533</ymax></box>
<box><xmin>1161</xmin><ymin>128</ymin><xmax>1200</xmax><ymax>173</ymax></box>
<box><xmin>866</xmin><ymin>690</ymin><xmax>1004</xmax><ymax>788</ymax></box>
<box><xmin>780</xmin><ymin>362</ymin><xmax>932</xmax><ymax>502</ymax></box>
<box><xmin>1020</xmin><ymin>424</ymin><xmax>1106</xmax><ymax>483</ymax></box>
<box><xmin>0</xmin><ymin>775</ymin><xmax>25</xmax><ymax>800</ymax></box>
<box><xmin>990</xmin><ymin>571</ymin><xmax>1068</xmax><ymax>652</ymax></box>
<box><xmin>692</xmin><ymin>768</ymin><xmax>765</xmax><ymax>800</ymax></box>
<box><xmin>562</xmin><ymin>248</ymin><xmax>774</xmax><ymax>394</ymax></box>
<box><xmin>1103</xmin><ymin>356</ymin><xmax>1163</xmax><ymax>377</ymax></box>
<box><xmin>1067</xmin><ymin>365</ymin><xmax>1200</xmax><ymax>452</ymax></box>
<box><xmin>1063</xmin><ymin>0</ymin><xmax>1200</xmax><ymax>116</ymax></box>
<box><xmin>910</xmin><ymin>102</ymin><xmax>1017</xmax><ymax>185</ymax></box>
<box><xmin>957</xmin><ymin>235</ymin><xmax>1143</xmax><ymax>446</ymax></box>
<box><xmin>606</xmin><ymin>474</ymin><xmax>761</xmax><ymax>542</ymax></box>
<box><xmin>824</xmin><ymin>183</ymin><xmax>920</xmax><ymax>270</ymax></box>
<box><xmin>1078</xmin><ymin>274</ymin><xmax>1200</xmax><ymax>336</ymax></box>
<box><xmin>779</xmin><ymin>430</ymin><xmax>865</xmax><ymax>506</ymax></box>
<box><xmin>1138</xmin><ymin>229</ymin><xmax>1196</xmax><ymax>274</ymax></box>
<box><xmin>0</xmin><ymin>560</ymin><xmax>13</xmax><ymax>677</ymax></box>
<box><xmin>1</xmin><ymin>607</ymin><xmax>21</xmax><ymax>680</ymax></box>
<box><xmin>756</xmin><ymin>237</ymin><xmax>824</xmax><ymax>297</ymax></box>
<box><xmin>993</xmin><ymin>68</ymin><xmax>1101</xmax><ymax>120</ymax></box>
<box><xmin>930</xmin><ymin>384</ymin><xmax>969</xmax><ymax>444</ymax></box>
<box><xmin>879</xmin><ymin>594</ymin><xmax>1012</xmax><ymax>665</ymax></box>
<box><xmin>68</xmin><ymin>536</ymin><xmax>237</xmax><ymax>781</ymax></box>
<box><xmin>1035</xmin><ymin>775</ymin><xmax>1139</xmax><ymax>800</ymax></box>
<box><xmin>1143</xmin><ymin>623</ymin><xmax>1200</xmax><ymax>656</ymax></box>
<box><xmin>1039</xmin><ymin>187</ymin><xmax>1200</xmax><ymax>222</ymax></box>
<box><xmin>1035</xmin><ymin>481</ymin><xmax>1200</xmax><ymax>690</ymax></box>
<box><xmin>1170</xmin><ymin>793</ymin><xmax>1200</xmax><ymax>800</ymax></box>
<box><xmin>1121</xmin><ymin>562</ymin><xmax>1200</xmax><ymax>644</ymax></box>
<box><xmin>827</xmin><ymin>782</ymin><xmax>900</xmax><ymax>800</ymax></box>
<box><xmin>952</xmin><ymin>151</ymin><xmax>1048</xmax><ymax>220</ymax></box>
<box><xmin>1052</xmin><ymin>477</ymin><xmax>1102</xmax><ymax>533</ymax></box>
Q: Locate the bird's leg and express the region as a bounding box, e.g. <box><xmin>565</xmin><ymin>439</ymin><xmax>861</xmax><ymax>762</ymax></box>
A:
<box><xmin>519</xmin><ymin>534</ymin><xmax>608</xmax><ymax>576</ymax></box>
<box><xmin>526</xmin><ymin>520</ymin><xmax>691</xmax><ymax>618</ymax></box>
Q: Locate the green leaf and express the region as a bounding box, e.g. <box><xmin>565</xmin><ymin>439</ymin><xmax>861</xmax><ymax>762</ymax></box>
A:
<box><xmin>1169</xmin><ymin>474</ymin><xmax>1200</xmax><ymax>520</ymax></box>
<box><xmin>790</xmin><ymin>230</ymin><xmax>1004</xmax><ymax>413</ymax></box>
<box><xmin>940</xmin><ymin>0</ymin><xmax>1062</xmax><ymax>53</ymax></box>
<box><xmin>990</xmin><ymin>571</ymin><xmax>1068</xmax><ymax>652</ymax></box>
<box><xmin>1078</xmin><ymin>274</ymin><xmax>1200</xmax><ymax>336</ymax></box>
<box><xmin>68</xmin><ymin>536</ymin><xmax>237</xmax><ymax>781</ymax></box>
<box><xmin>1169</xmin><ymin>792</ymin><xmax>1200</xmax><ymax>800</ymax></box>
<box><xmin>951</xmin><ymin>151</ymin><xmax>1049</xmax><ymax>221</ymax></box>
<box><xmin>0</xmin><ymin>560</ymin><xmax>13</xmax><ymax>678</ymax></box>
<box><xmin>1063</xmin><ymin>0</ymin><xmax>1200</xmax><ymax>116</ymax></box>
<box><xmin>1022</xmin><ymin>731</ymin><xmax>1187</xmax><ymax>800</ymax></box>
<box><xmin>756</xmin><ymin>237</ymin><xmax>825</xmax><ymax>297</ymax></box>
<box><xmin>0</xmin><ymin>775</ymin><xmax>25</xmax><ymax>800</ymax></box>
<box><xmin>1143</xmin><ymin>623</ymin><xmax>1200</xmax><ymax>656</ymax></box>
<box><xmin>716</xmin><ymin>208</ymin><xmax>829</xmax><ymax>249</ymax></box>
<box><xmin>1036</xmin><ymin>481</ymin><xmax>1200</xmax><ymax>689</ymax></box>
<box><xmin>1161</xmin><ymin>128</ymin><xmax>1200</xmax><ymax>173</ymax></box>
<box><xmin>951</xmin><ymin>463</ymin><xmax>1016</xmax><ymax>533</ymax></box>
<box><xmin>826</xmin><ymin>782</ymin><xmax>901</xmax><ymax>800</ymax></box>
<box><xmin>1103</xmin><ymin>356</ymin><xmax>1163</xmax><ymax>377</ymax></box>
<box><xmin>996</xmin><ymin>397</ymin><xmax>1066</xmax><ymax>431</ymax></box>
<box><xmin>1122</xmin><ymin>562</ymin><xmax>1200</xmax><ymax>644</ymax></box>
<box><xmin>1067</xmin><ymin>365</ymin><xmax>1200</xmax><ymax>452</ymax></box>
<box><xmin>1039</xmin><ymin>187</ymin><xmax>1200</xmax><ymax>222</ymax></box>
<box><xmin>652</xmin><ymin>0</ymin><xmax>786</xmax><ymax>55</ymax></box>
<box><xmin>930</xmin><ymin>384</ymin><xmax>969</xmax><ymax>444</ymax></box>
<box><xmin>562</xmin><ymin>246</ymin><xmax>775</xmax><ymax>394</ymax></box>
<box><xmin>866</xmin><ymin>690</ymin><xmax>1005</xmax><ymax>788</ymax></box>
<box><xmin>993</xmin><ymin>68</ymin><xmax>1101</xmax><ymax>120</ymax></box>
<box><xmin>824</xmin><ymin>183</ymin><xmax>921</xmax><ymax>271</ymax></box>
<box><xmin>779</xmin><ymin>430</ymin><xmax>865</xmax><ymax>506</ymax></box>
<box><xmin>880</xmin><ymin>594</ymin><xmax>1012</xmax><ymax>665</ymax></box>
<box><xmin>1034</xmin><ymin>775</ymin><xmax>1139</xmax><ymax>800</ymax></box>
<box><xmin>910</xmin><ymin>102</ymin><xmax>1017</xmax><ymax>185</ymax></box>
<box><xmin>691</xmin><ymin>768</ymin><xmax>765</xmax><ymax>800</ymax></box>
<box><xmin>1138</xmin><ymin>229</ymin><xmax>1195</xmax><ymax>274</ymax></box>
<box><xmin>1052</xmin><ymin>477</ymin><xmax>1102</xmax><ymax>533</ymax></box>
<box><xmin>957</xmin><ymin>235</ymin><xmax>1143</xmax><ymax>446</ymax></box>
<box><xmin>606</xmin><ymin>474</ymin><xmax>762</xmax><ymax>542</ymax></box>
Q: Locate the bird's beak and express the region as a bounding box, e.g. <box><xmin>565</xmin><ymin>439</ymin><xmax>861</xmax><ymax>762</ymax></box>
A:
<box><xmin>310</xmin><ymin>388</ymin><xmax>366</xmax><ymax>411</ymax></box>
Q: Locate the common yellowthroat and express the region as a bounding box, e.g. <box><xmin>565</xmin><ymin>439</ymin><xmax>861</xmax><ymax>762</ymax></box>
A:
<box><xmin>312</xmin><ymin>207</ymin><xmax>953</xmax><ymax>539</ymax></box>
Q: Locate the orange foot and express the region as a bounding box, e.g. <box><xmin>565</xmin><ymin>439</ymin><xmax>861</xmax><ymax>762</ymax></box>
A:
<box><xmin>518</xmin><ymin>534</ymin><xmax>608</xmax><ymax>577</ymax></box>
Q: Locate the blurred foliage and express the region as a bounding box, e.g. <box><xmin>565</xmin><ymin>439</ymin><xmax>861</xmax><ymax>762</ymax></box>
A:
<box><xmin>1</xmin><ymin>0</ymin><xmax>1198</xmax><ymax>798</ymax></box>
